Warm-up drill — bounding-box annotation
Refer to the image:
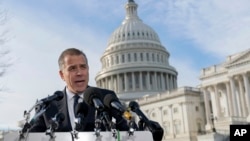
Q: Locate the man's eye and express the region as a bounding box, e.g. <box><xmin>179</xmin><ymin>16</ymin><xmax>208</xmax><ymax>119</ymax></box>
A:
<box><xmin>68</xmin><ymin>66</ymin><xmax>76</xmax><ymax>71</ymax></box>
<box><xmin>80</xmin><ymin>65</ymin><xmax>87</xmax><ymax>69</ymax></box>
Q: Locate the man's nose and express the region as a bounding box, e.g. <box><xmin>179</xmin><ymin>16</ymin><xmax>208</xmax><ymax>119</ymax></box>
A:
<box><xmin>76</xmin><ymin>68</ymin><xmax>83</xmax><ymax>75</ymax></box>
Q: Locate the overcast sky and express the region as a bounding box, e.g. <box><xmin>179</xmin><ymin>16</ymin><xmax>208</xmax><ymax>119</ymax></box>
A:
<box><xmin>1</xmin><ymin>0</ymin><xmax>250</xmax><ymax>130</ymax></box>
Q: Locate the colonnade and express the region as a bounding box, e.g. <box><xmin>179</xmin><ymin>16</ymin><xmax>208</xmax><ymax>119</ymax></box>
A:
<box><xmin>96</xmin><ymin>71</ymin><xmax>177</xmax><ymax>93</ymax></box>
<box><xmin>202</xmin><ymin>72</ymin><xmax>250</xmax><ymax>127</ymax></box>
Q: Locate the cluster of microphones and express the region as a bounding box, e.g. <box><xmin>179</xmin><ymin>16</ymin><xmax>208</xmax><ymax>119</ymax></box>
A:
<box><xmin>18</xmin><ymin>87</ymin><xmax>164</xmax><ymax>141</ymax></box>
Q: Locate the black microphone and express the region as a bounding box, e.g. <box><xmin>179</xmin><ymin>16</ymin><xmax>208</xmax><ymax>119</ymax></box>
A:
<box><xmin>75</xmin><ymin>102</ymin><xmax>89</xmax><ymax>117</ymax></box>
<box><xmin>103</xmin><ymin>94</ymin><xmax>125</xmax><ymax>114</ymax></box>
<box><xmin>84</xmin><ymin>87</ymin><xmax>104</xmax><ymax>111</ymax></box>
<box><xmin>128</xmin><ymin>101</ymin><xmax>164</xmax><ymax>141</ymax></box>
<box><xmin>84</xmin><ymin>87</ymin><xmax>113</xmax><ymax>131</ymax></box>
<box><xmin>38</xmin><ymin>91</ymin><xmax>64</xmax><ymax>105</ymax></box>
<box><xmin>129</xmin><ymin>101</ymin><xmax>149</xmax><ymax>122</ymax></box>
<box><xmin>74</xmin><ymin>102</ymin><xmax>89</xmax><ymax>131</ymax></box>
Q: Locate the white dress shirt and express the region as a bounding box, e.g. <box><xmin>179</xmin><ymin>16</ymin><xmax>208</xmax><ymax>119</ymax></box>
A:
<box><xmin>66</xmin><ymin>88</ymin><xmax>83</xmax><ymax>129</ymax></box>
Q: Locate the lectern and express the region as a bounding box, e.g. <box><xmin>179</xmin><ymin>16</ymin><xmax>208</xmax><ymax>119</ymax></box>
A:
<box><xmin>3</xmin><ymin>131</ymin><xmax>154</xmax><ymax>141</ymax></box>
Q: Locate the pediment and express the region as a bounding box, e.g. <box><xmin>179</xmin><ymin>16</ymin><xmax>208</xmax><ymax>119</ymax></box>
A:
<box><xmin>225</xmin><ymin>49</ymin><xmax>250</xmax><ymax>67</ymax></box>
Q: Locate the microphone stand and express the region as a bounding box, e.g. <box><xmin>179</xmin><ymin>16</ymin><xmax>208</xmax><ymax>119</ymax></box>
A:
<box><xmin>94</xmin><ymin>111</ymin><xmax>102</xmax><ymax>137</ymax></box>
<box><xmin>19</xmin><ymin>102</ymin><xmax>47</xmax><ymax>140</ymax></box>
<box><xmin>101</xmin><ymin>111</ymin><xmax>118</xmax><ymax>139</ymax></box>
<box><xmin>71</xmin><ymin>115</ymin><xmax>84</xmax><ymax>139</ymax></box>
<box><xmin>45</xmin><ymin>113</ymin><xmax>65</xmax><ymax>140</ymax></box>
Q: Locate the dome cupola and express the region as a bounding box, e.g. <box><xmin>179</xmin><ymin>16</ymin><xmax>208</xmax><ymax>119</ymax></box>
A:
<box><xmin>96</xmin><ymin>0</ymin><xmax>178</xmax><ymax>101</ymax></box>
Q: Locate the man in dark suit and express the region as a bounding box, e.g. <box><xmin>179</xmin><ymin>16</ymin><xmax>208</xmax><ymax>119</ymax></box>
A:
<box><xmin>30</xmin><ymin>48</ymin><xmax>128</xmax><ymax>132</ymax></box>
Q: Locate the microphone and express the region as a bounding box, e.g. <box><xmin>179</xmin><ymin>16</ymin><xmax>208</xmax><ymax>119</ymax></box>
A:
<box><xmin>84</xmin><ymin>87</ymin><xmax>114</xmax><ymax>131</ymax></box>
<box><xmin>129</xmin><ymin>101</ymin><xmax>149</xmax><ymax>121</ymax></box>
<box><xmin>74</xmin><ymin>102</ymin><xmax>89</xmax><ymax>131</ymax></box>
<box><xmin>37</xmin><ymin>91</ymin><xmax>64</xmax><ymax>106</ymax></box>
<box><xmin>84</xmin><ymin>87</ymin><xmax>105</xmax><ymax>111</ymax></box>
<box><xmin>103</xmin><ymin>94</ymin><xmax>125</xmax><ymax>114</ymax></box>
<box><xmin>128</xmin><ymin>101</ymin><xmax>164</xmax><ymax>141</ymax></box>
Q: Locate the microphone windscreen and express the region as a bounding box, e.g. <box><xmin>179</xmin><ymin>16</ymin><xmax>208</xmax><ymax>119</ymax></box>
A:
<box><xmin>84</xmin><ymin>87</ymin><xmax>103</xmax><ymax>106</ymax></box>
<box><xmin>128</xmin><ymin>101</ymin><xmax>140</xmax><ymax>112</ymax></box>
<box><xmin>55</xmin><ymin>113</ymin><xmax>65</xmax><ymax>123</ymax></box>
<box><xmin>54</xmin><ymin>91</ymin><xmax>64</xmax><ymax>101</ymax></box>
<box><xmin>75</xmin><ymin>102</ymin><xmax>89</xmax><ymax>117</ymax></box>
<box><xmin>103</xmin><ymin>94</ymin><xmax>118</xmax><ymax>108</ymax></box>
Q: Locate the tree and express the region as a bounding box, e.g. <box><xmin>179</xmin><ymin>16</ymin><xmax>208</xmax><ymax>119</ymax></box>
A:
<box><xmin>0</xmin><ymin>1</ymin><xmax>12</xmax><ymax>92</ymax></box>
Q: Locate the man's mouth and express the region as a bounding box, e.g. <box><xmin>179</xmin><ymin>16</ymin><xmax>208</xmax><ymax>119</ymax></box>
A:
<box><xmin>75</xmin><ymin>80</ymin><xmax>85</xmax><ymax>83</ymax></box>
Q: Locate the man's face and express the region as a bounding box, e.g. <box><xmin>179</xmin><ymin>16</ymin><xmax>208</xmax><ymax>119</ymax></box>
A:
<box><xmin>59</xmin><ymin>55</ymin><xmax>89</xmax><ymax>94</ymax></box>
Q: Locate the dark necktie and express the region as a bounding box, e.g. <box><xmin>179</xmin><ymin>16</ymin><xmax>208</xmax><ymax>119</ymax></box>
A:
<box><xmin>73</xmin><ymin>95</ymin><xmax>80</xmax><ymax>117</ymax></box>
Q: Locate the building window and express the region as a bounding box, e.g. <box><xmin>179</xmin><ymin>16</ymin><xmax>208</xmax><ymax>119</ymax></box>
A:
<box><xmin>195</xmin><ymin>106</ymin><xmax>199</xmax><ymax>112</ymax></box>
<box><xmin>146</xmin><ymin>53</ymin><xmax>149</xmax><ymax>61</ymax></box>
<box><xmin>134</xmin><ymin>53</ymin><xmax>137</xmax><ymax>62</ymax></box>
<box><xmin>173</xmin><ymin>107</ymin><xmax>178</xmax><ymax>113</ymax></box>
<box><xmin>128</xmin><ymin>53</ymin><xmax>131</xmax><ymax>62</ymax></box>
<box><xmin>111</xmin><ymin>56</ymin><xmax>114</xmax><ymax>65</ymax></box>
<box><xmin>151</xmin><ymin>112</ymin><xmax>156</xmax><ymax>118</ymax></box>
<box><xmin>163</xmin><ymin>110</ymin><xmax>168</xmax><ymax>115</ymax></box>
<box><xmin>140</xmin><ymin>53</ymin><xmax>143</xmax><ymax>61</ymax></box>
<box><xmin>174</xmin><ymin>121</ymin><xmax>181</xmax><ymax>134</ymax></box>
<box><xmin>116</xmin><ymin>55</ymin><xmax>119</xmax><ymax>64</ymax></box>
<box><xmin>122</xmin><ymin>54</ymin><xmax>125</xmax><ymax>63</ymax></box>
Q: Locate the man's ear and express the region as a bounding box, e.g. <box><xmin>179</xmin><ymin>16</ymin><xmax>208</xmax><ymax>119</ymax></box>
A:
<box><xmin>59</xmin><ymin>70</ymin><xmax>64</xmax><ymax>80</ymax></box>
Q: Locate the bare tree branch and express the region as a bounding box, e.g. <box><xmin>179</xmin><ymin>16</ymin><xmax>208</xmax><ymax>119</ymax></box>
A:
<box><xmin>0</xmin><ymin>1</ymin><xmax>12</xmax><ymax>93</ymax></box>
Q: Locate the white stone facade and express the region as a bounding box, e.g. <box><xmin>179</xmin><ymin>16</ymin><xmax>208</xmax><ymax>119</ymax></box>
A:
<box><xmin>136</xmin><ymin>87</ymin><xmax>206</xmax><ymax>141</ymax></box>
<box><xmin>200</xmin><ymin>49</ymin><xmax>250</xmax><ymax>132</ymax></box>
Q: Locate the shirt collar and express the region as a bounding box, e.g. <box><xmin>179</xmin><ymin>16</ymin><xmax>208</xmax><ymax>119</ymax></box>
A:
<box><xmin>66</xmin><ymin>87</ymin><xmax>84</xmax><ymax>100</ymax></box>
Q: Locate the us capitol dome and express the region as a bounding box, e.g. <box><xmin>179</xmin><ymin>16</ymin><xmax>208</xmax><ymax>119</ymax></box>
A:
<box><xmin>95</xmin><ymin>0</ymin><xmax>178</xmax><ymax>101</ymax></box>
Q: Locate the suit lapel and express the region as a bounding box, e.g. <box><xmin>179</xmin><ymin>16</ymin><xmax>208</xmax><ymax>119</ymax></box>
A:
<box><xmin>57</xmin><ymin>88</ymin><xmax>73</xmax><ymax>131</ymax></box>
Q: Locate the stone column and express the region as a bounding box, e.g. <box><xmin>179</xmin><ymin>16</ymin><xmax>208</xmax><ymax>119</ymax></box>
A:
<box><xmin>207</xmin><ymin>87</ymin><xmax>218</xmax><ymax>118</ymax></box>
<box><xmin>229</xmin><ymin>76</ymin><xmax>238</xmax><ymax>116</ymax></box>
<box><xmin>124</xmin><ymin>73</ymin><xmax>128</xmax><ymax>92</ymax></box>
<box><xmin>166</xmin><ymin>74</ymin><xmax>169</xmax><ymax>90</ymax></box>
<box><xmin>203</xmin><ymin>88</ymin><xmax>212</xmax><ymax>128</ymax></box>
<box><xmin>132</xmin><ymin>72</ymin><xmax>135</xmax><ymax>91</ymax></box>
<box><xmin>154</xmin><ymin>72</ymin><xmax>157</xmax><ymax>90</ymax></box>
<box><xmin>168</xmin><ymin>104</ymin><xmax>175</xmax><ymax>136</ymax></box>
<box><xmin>173</xmin><ymin>76</ymin><xmax>176</xmax><ymax>89</ymax></box>
<box><xmin>213</xmin><ymin>85</ymin><xmax>221</xmax><ymax>118</ymax></box>
<box><xmin>161</xmin><ymin>73</ymin><xmax>165</xmax><ymax>90</ymax></box>
<box><xmin>111</xmin><ymin>75</ymin><xmax>114</xmax><ymax>90</ymax></box>
<box><xmin>180</xmin><ymin>102</ymin><xmax>186</xmax><ymax>133</ymax></box>
<box><xmin>243</xmin><ymin>72</ymin><xmax>250</xmax><ymax>115</ymax></box>
<box><xmin>169</xmin><ymin>75</ymin><xmax>173</xmax><ymax>90</ymax></box>
<box><xmin>147</xmin><ymin>72</ymin><xmax>150</xmax><ymax>90</ymax></box>
<box><xmin>236</xmin><ymin>76</ymin><xmax>246</xmax><ymax>117</ymax></box>
<box><xmin>225</xmin><ymin>82</ymin><xmax>233</xmax><ymax>116</ymax></box>
<box><xmin>103</xmin><ymin>77</ymin><xmax>106</xmax><ymax>89</ymax></box>
<box><xmin>139</xmin><ymin>72</ymin><xmax>143</xmax><ymax>90</ymax></box>
<box><xmin>117</xmin><ymin>74</ymin><xmax>120</xmax><ymax>93</ymax></box>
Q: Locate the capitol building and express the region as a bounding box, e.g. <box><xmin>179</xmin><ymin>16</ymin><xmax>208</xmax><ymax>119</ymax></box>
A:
<box><xmin>95</xmin><ymin>0</ymin><xmax>250</xmax><ymax>141</ymax></box>
<box><xmin>1</xmin><ymin>0</ymin><xmax>250</xmax><ymax>141</ymax></box>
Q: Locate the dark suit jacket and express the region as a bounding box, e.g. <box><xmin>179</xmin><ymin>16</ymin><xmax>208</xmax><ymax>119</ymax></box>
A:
<box><xmin>29</xmin><ymin>86</ymin><xmax>129</xmax><ymax>132</ymax></box>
